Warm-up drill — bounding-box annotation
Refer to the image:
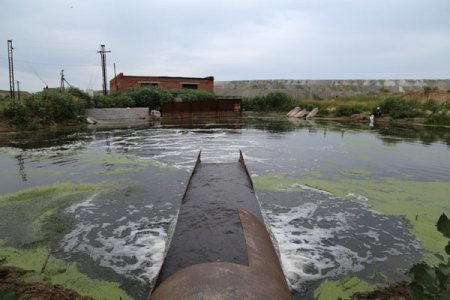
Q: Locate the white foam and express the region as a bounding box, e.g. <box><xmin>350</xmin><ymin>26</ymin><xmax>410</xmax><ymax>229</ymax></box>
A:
<box><xmin>265</xmin><ymin>203</ymin><xmax>385</xmax><ymax>289</ymax></box>
<box><xmin>63</xmin><ymin>196</ymin><xmax>174</xmax><ymax>282</ymax></box>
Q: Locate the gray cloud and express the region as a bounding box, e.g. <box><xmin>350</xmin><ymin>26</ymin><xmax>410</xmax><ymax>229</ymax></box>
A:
<box><xmin>1</xmin><ymin>0</ymin><xmax>449</xmax><ymax>92</ymax></box>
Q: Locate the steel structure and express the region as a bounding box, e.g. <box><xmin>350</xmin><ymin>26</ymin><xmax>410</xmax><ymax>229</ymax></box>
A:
<box><xmin>7</xmin><ymin>40</ymin><xmax>15</xmax><ymax>100</ymax></box>
<box><xmin>98</xmin><ymin>44</ymin><xmax>111</xmax><ymax>95</ymax></box>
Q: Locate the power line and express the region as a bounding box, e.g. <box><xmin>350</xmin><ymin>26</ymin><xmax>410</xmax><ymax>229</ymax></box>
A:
<box><xmin>25</xmin><ymin>61</ymin><xmax>49</xmax><ymax>87</ymax></box>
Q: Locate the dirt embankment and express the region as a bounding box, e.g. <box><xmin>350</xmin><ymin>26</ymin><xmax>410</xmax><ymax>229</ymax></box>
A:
<box><xmin>0</xmin><ymin>266</ymin><xmax>93</xmax><ymax>300</ymax></box>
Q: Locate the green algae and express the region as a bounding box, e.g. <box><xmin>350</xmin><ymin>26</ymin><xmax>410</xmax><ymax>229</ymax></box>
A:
<box><xmin>0</xmin><ymin>180</ymin><xmax>135</xmax><ymax>299</ymax></box>
<box><xmin>253</xmin><ymin>173</ymin><xmax>304</xmax><ymax>192</ymax></box>
<box><xmin>339</xmin><ymin>169</ymin><xmax>372</xmax><ymax>177</ymax></box>
<box><xmin>95</xmin><ymin>166</ymin><xmax>146</xmax><ymax>175</ymax></box>
<box><xmin>0</xmin><ymin>181</ymin><xmax>101</xmax><ymax>204</ymax></box>
<box><xmin>0</xmin><ymin>181</ymin><xmax>106</xmax><ymax>246</ymax></box>
<box><xmin>0</xmin><ymin>246</ymin><xmax>132</xmax><ymax>300</ymax></box>
<box><xmin>81</xmin><ymin>150</ymin><xmax>176</xmax><ymax>172</ymax></box>
<box><xmin>254</xmin><ymin>171</ymin><xmax>449</xmax><ymax>263</ymax></box>
<box><xmin>358</xmin><ymin>154</ymin><xmax>373</xmax><ymax>162</ymax></box>
<box><xmin>302</xmin><ymin>176</ymin><xmax>450</xmax><ymax>263</ymax></box>
<box><xmin>27</xmin><ymin>168</ymin><xmax>66</xmax><ymax>176</ymax></box>
<box><xmin>0</xmin><ymin>147</ymin><xmax>82</xmax><ymax>161</ymax></box>
<box><xmin>314</xmin><ymin>276</ymin><xmax>374</xmax><ymax>300</ymax></box>
<box><xmin>369</xmin><ymin>272</ymin><xmax>388</xmax><ymax>282</ymax></box>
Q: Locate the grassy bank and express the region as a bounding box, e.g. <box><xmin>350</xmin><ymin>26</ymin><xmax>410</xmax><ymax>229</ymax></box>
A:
<box><xmin>242</xmin><ymin>90</ymin><xmax>450</xmax><ymax>126</ymax></box>
<box><xmin>2</xmin><ymin>87</ymin><xmax>450</xmax><ymax>130</ymax></box>
<box><xmin>0</xmin><ymin>87</ymin><xmax>216</xmax><ymax>130</ymax></box>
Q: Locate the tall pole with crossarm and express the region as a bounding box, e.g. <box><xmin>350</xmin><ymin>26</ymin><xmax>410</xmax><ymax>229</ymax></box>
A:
<box><xmin>98</xmin><ymin>44</ymin><xmax>111</xmax><ymax>95</ymax></box>
<box><xmin>7</xmin><ymin>40</ymin><xmax>15</xmax><ymax>100</ymax></box>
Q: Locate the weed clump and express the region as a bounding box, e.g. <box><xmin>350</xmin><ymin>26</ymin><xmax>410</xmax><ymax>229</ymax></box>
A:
<box><xmin>378</xmin><ymin>97</ymin><xmax>423</xmax><ymax>119</ymax></box>
<box><xmin>5</xmin><ymin>89</ymin><xmax>89</xmax><ymax>126</ymax></box>
<box><xmin>243</xmin><ymin>92</ymin><xmax>295</xmax><ymax>112</ymax></box>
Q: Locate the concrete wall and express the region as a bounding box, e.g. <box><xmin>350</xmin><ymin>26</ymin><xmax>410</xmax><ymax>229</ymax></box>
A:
<box><xmin>214</xmin><ymin>79</ymin><xmax>450</xmax><ymax>99</ymax></box>
<box><xmin>86</xmin><ymin>108</ymin><xmax>149</xmax><ymax>121</ymax></box>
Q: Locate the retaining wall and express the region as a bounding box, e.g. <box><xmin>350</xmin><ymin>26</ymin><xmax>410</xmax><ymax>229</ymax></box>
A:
<box><xmin>85</xmin><ymin>108</ymin><xmax>149</xmax><ymax>121</ymax></box>
<box><xmin>214</xmin><ymin>79</ymin><xmax>450</xmax><ymax>99</ymax></box>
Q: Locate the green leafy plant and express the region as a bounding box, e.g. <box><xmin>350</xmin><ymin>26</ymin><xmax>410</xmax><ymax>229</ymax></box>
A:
<box><xmin>408</xmin><ymin>213</ymin><xmax>450</xmax><ymax>300</ymax></box>
<box><xmin>4</xmin><ymin>101</ymin><xmax>26</xmax><ymax>125</ymax></box>
<box><xmin>379</xmin><ymin>97</ymin><xmax>422</xmax><ymax>119</ymax></box>
<box><xmin>425</xmin><ymin>114</ymin><xmax>450</xmax><ymax>126</ymax></box>
<box><xmin>335</xmin><ymin>104</ymin><xmax>366</xmax><ymax>117</ymax></box>
<box><xmin>0</xmin><ymin>288</ymin><xmax>25</xmax><ymax>300</ymax></box>
<box><xmin>241</xmin><ymin>92</ymin><xmax>295</xmax><ymax>112</ymax></box>
<box><xmin>171</xmin><ymin>89</ymin><xmax>215</xmax><ymax>103</ymax></box>
<box><xmin>4</xmin><ymin>89</ymin><xmax>89</xmax><ymax>127</ymax></box>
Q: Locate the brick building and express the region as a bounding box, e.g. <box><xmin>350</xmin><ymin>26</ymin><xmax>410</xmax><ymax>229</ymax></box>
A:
<box><xmin>109</xmin><ymin>73</ymin><xmax>214</xmax><ymax>93</ymax></box>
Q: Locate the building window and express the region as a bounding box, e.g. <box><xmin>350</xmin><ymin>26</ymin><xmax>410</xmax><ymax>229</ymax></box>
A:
<box><xmin>139</xmin><ymin>82</ymin><xmax>159</xmax><ymax>87</ymax></box>
<box><xmin>181</xmin><ymin>83</ymin><xmax>198</xmax><ymax>89</ymax></box>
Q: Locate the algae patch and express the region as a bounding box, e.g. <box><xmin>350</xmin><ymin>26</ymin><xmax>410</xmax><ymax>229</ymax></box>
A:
<box><xmin>0</xmin><ymin>246</ymin><xmax>132</xmax><ymax>300</ymax></box>
<box><xmin>314</xmin><ymin>276</ymin><xmax>374</xmax><ymax>300</ymax></box>
<box><xmin>95</xmin><ymin>166</ymin><xmax>146</xmax><ymax>175</ymax></box>
<box><xmin>254</xmin><ymin>170</ymin><xmax>449</xmax><ymax>263</ymax></box>
<box><xmin>253</xmin><ymin>173</ymin><xmax>304</xmax><ymax>192</ymax></box>
<box><xmin>338</xmin><ymin>169</ymin><xmax>372</xmax><ymax>177</ymax></box>
<box><xmin>302</xmin><ymin>175</ymin><xmax>450</xmax><ymax>263</ymax></box>
<box><xmin>0</xmin><ymin>181</ymin><xmax>108</xmax><ymax>246</ymax></box>
<box><xmin>81</xmin><ymin>150</ymin><xmax>176</xmax><ymax>174</ymax></box>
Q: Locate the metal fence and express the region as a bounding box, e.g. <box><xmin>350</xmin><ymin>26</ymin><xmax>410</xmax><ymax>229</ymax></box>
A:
<box><xmin>162</xmin><ymin>98</ymin><xmax>242</xmax><ymax>118</ymax></box>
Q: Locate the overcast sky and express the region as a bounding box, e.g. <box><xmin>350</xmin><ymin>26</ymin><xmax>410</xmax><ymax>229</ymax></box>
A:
<box><xmin>1</xmin><ymin>0</ymin><xmax>449</xmax><ymax>92</ymax></box>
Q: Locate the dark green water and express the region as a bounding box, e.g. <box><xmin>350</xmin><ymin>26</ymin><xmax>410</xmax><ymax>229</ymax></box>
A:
<box><xmin>0</xmin><ymin>117</ymin><xmax>449</xmax><ymax>299</ymax></box>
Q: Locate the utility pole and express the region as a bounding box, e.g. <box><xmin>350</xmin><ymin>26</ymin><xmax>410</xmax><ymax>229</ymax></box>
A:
<box><xmin>60</xmin><ymin>70</ymin><xmax>65</xmax><ymax>91</ymax></box>
<box><xmin>98</xmin><ymin>44</ymin><xmax>111</xmax><ymax>95</ymax></box>
<box><xmin>113</xmin><ymin>63</ymin><xmax>118</xmax><ymax>92</ymax></box>
<box><xmin>17</xmin><ymin>81</ymin><xmax>20</xmax><ymax>101</ymax></box>
<box><xmin>7</xmin><ymin>40</ymin><xmax>15</xmax><ymax>100</ymax></box>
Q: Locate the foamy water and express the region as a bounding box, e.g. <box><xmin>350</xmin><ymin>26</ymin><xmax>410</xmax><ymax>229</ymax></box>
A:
<box><xmin>261</xmin><ymin>188</ymin><xmax>421</xmax><ymax>290</ymax></box>
<box><xmin>85</xmin><ymin>127</ymin><xmax>268</xmax><ymax>169</ymax></box>
<box><xmin>2</xmin><ymin>122</ymin><xmax>436</xmax><ymax>299</ymax></box>
<box><xmin>62</xmin><ymin>191</ymin><xmax>176</xmax><ymax>283</ymax></box>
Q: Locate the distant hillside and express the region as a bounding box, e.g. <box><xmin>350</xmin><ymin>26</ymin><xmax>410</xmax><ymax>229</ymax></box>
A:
<box><xmin>0</xmin><ymin>90</ymin><xmax>31</xmax><ymax>99</ymax></box>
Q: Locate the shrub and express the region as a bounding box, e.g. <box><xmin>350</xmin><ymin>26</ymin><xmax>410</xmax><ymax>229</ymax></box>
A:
<box><xmin>5</xmin><ymin>89</ymin><xmax>89</xmax><ymax>126</ymax></box>
<box><xmin>132</xmin><ymin>87</ymin><xmax>173</xmax><ymax>107</ymax></box>
<box><xmin>379</xmin><ymin>97</ymin><xmax>422</xmax><ymax>119</ymax></box>
<box><xmin>408</xmin><ymin>213</ymin><xmax>450</xmax><ymax>300</ymax></box>
<box><xmin>242</xmin><ymin>97</ymin><xmax>255</xmax><ymax>111</ymax></box>
<box><xmin>4</xmin><ymin>101</ymin><xmax>26</xmax><ymax>125</ymax></box>
<box><xmin>93</xmin><ymin>94</ymin><xmax>132</xmax><ymax>108</ymax></box>
<box><xmin>266</xmin><ymin>92</ymin><xmax>295</xmax><ymax>111</ymax></box>
<box><xmin>171</xmin><ymin>89</ymin><xmax>215</xmax><ymax>103</ymax></box>
<box><xmin>67</xmin><ymin>87</ymin><xmax>93</xmax><ymax>108</ymax></box>
<box><xmin>423</xmin><ymin>99</ymin><xmax>440</xmax><ymax>114</ymax></box>
<box><xmin>242</xmin><ymin>92</ymin><xmax>294</xmax><ymax>112</ymax></box>
<box><xmin>115</xmin><ymin>94</ymin><xmax>135</xmax><ymax>107</ymax></box>
<box><xmin>335</xmin><ymin>104</ymin><xmax>366</xmax><ymax>116</ymax></box>
<box><xmin>425</xmin><ymin>113</ymin><xmax>450</xmax><ymax>126</ymax></box>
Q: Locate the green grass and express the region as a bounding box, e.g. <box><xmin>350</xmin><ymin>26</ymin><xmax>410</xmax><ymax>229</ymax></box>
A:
<box><xmin>0</xmin><ymin>99</ymin><xmax>8</xmax><ymax>114</ymax></box>
<box><xmin>314</xmin><ymin>277</ymin><xmax>374</xmax><ymax>300</ymax></box>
